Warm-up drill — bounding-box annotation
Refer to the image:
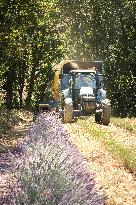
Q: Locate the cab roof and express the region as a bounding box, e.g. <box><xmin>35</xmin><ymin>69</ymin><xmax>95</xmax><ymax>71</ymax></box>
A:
<box><xmin>70</xmin><ymin>69</ymin><xmax>96</xmax><ymax>74</ymax></box>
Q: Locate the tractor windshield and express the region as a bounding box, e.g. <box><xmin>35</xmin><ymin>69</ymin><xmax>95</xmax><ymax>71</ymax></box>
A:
<box><xmin>74</xmin><ymin>73</ymin><xmax>96</xmax><ymax>89</ymax></box>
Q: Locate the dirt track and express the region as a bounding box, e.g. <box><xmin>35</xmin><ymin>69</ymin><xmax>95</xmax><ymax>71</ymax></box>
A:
<box><xmin>65</xmin><ymin>119</ymin><xmax>136</xmax><ymax>205</ymax></box>
<box><xmin>0</xmin><ymin>113</ymin><xmax>32</xmax><ymax>205</ymax></box>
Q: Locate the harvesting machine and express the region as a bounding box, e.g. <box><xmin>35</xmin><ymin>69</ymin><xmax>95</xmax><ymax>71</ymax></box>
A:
<box><xmin>52</xmin><ymin>60</ymin><xmax>110</xmax><ymax>125</ymax></box>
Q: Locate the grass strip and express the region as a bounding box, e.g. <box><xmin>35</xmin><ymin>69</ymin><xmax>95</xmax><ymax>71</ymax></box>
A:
<box><xmin>78</xmin><ymin>118</ymin><xmax>136</xmax><ymax>173</ymax></box>
<box><xmin>111</xmin><ymin>117</ymin><xmax>136</xmax><ymax>134</ymax></box>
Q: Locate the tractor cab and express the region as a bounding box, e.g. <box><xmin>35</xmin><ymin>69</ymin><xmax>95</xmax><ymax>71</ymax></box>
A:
<box><xmin>70</xmin><ymin>69</ymin><xmax>97</xmax><ymax>112</ymax></box>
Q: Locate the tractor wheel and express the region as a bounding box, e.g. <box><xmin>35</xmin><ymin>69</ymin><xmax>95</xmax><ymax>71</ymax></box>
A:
<box><xmin>64</xmin><ymin>100</ymin><xmax>73</xmax><ymax>123</ymax></box>
<box><xmin>95</xmin><ymin>110</ymin><xmax>102</xmax><ymax>124</ymax></box>
<box><xmin>101</xmin><ymin>99</ymin><xmax>110</xmax><ymax>125</ymax></box>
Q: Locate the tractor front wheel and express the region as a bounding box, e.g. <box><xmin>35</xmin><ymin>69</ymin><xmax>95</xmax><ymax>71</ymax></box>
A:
<box><xmin>95</xmin><ymin>110</ymin><xmax>102</xmax><ymax>124</ymax></box>
<box><xmin>101</xmin><ymin>99</ymin><xmax>110</xmax><ymax>125</ymax></box>
<box><xmin>64</xmin><ymin>98</ymin><xmax>73</xmax><ymax>123</ymax></box>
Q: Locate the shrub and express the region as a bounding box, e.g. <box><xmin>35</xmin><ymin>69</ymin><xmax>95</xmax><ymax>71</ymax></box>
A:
<box><xmin>13</xmin><ymin>112</ymin><xmax>105</xmax><ymax>205</ymax></box>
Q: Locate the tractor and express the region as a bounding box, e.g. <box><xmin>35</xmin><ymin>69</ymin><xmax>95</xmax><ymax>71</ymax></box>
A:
<box><xmin>53</xmin><ymin>60</ymin><xmax>110</xmax><ymax>125</ymax></box>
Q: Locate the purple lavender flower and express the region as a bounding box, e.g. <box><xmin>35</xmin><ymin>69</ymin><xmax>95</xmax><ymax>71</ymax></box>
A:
<box><xmin>13</xmin><ymin>112</ymin><xmax>106</xmax><ymax>205</ymax></box>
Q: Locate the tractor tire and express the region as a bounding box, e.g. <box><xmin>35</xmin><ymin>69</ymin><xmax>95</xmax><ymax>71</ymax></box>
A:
<box><xmin>101</xmin><ymin>99</ymin><xmax>110</xmax><ymax>125</ymax></box>
<box><xmin>64</xmin><ymin>99</ymin><xmax>73</xmax><ymax>123</ymax></box>
<box><xmin>95</xmin><ymin>110</ymin><xmax>102</xmax><ymax>124</ymax></box>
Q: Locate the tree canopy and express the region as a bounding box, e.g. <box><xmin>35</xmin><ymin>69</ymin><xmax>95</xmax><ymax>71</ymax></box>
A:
<box><xmin>0</xmin><ymin>0</ymin><xmax>64</xmax><ymax>109</ymax></box>
<box><xmin>0</xmin><ymin>0</ymin><xmax>135</xmax><ymax>116</ymax></box>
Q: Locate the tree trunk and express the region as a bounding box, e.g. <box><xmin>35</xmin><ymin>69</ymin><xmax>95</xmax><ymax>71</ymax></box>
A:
<box><xmin>25</xmin><ymin>66</ymin><xmax>36</xmax><ymax>109</ymax></box>
<box><xmin>18</xmin><ymin>62</ymin><xmax>26</xmax><ymax>109</ymax></box>
<box><xmin>3</xmin><ymin>67</ymin><xmax>16</xmax><ymax>109</ymax></box>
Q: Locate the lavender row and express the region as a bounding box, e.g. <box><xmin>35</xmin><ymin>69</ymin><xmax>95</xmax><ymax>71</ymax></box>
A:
<box><xmin>13</xmin><ymin>112</ymin><xmax>105</xmax><ymax>205</ymax></box>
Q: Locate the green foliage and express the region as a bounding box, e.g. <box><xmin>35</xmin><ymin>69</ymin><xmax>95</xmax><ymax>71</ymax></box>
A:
<box><xmin>58</xmin><ymin>0</ymin><xmax>136</xmax><ymax>116</ymax></box>
<box><xmin>0</xmin><ymin>0</ymin><xmax>64</xmax><ymax>109</ymax></box>
<box><xmin>1</xmin><ymin>0</ymin><xmax>135</xmax><ymax>115</ymax></box>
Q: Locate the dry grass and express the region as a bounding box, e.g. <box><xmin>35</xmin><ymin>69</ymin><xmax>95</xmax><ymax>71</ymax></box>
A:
<box><xmin>111</xmin><ymin>117</ymin><xmax>136</xmax><ymax>134</ymax></box>
<box><xmin>78</xmin><ymin>117</ymin><xmax>136</xmax><ymax>174</ymax></box>
<box><xmin>65</xmin><ymin>116</ymin><xmax>136</xmax><ymax>205</ymax></box>
<box><xmin>0</xmin><ymin>109</ymin><xmax>33</xmax><ymax>152</ymax></box>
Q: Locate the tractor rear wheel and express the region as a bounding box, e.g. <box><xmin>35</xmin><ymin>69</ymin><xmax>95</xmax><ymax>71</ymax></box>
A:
<box><xmin>101</xmin><ymin>99</ymin><xmax>110</xmax><ymax>125</ymax></box>
<box><xmin>64</xmin><ymin>100</ymin><xmax>73</xmax><ymax>123</ymax></box>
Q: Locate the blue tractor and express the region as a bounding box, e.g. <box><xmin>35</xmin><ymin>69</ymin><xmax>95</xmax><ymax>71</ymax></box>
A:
<box><xmin>54</xmin><ymin>60</ymin><xmax>110</xmax><ymax>125</ymax></box>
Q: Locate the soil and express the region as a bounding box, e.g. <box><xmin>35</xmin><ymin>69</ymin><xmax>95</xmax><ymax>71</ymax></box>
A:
<box><xmin>0</xmin><ymin>112</ymin><xmax>32</xmax><ymax>205</ymax></box>
<box><xmin>0</xmin><ymin>152</ymin><xmax>19</xmax><ymax>205</ymax></box>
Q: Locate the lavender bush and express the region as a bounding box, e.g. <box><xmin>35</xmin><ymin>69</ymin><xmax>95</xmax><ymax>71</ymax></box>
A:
<box><xmin>13</xmin><ymin>112</ymin><xmax>105</xmax><ymax>205</ymax></box>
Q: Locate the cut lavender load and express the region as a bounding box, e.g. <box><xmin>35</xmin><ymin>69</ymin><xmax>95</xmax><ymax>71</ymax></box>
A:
<box><xmin>14</xmin><ymin>112</ymin><xmax>105</xmax><ymax>205</ymax></box>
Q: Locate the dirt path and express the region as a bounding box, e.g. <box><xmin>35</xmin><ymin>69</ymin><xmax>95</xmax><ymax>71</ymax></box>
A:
<box><xmin>0</xmin><ymin>112</ymin><xmax>32</xmax><ymax>205</ymax></box>
<box><xmin>65</xmin><ymin>121</ymin><xmax>136</xmax><ymax>205</ymax></box>
<box><xmin>0</xmin><ymin>153</ymin><xmax>19</xmax><ymax>205</ymax></box>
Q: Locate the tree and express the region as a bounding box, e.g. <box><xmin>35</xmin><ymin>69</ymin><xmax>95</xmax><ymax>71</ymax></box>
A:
<box><xmin>1</xmin><ymin>0</ymin><xmax>135</xmax><ymax>115</ymax></box>
<box><xmin>0</xmin><ymin>0</ymin><xmax>64</xmax><ymax>109</ymax></box>
<box><xmin>58</xmin><ymin>0</ymin><xmax>136</xmax><ymax>116</ymax></box>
